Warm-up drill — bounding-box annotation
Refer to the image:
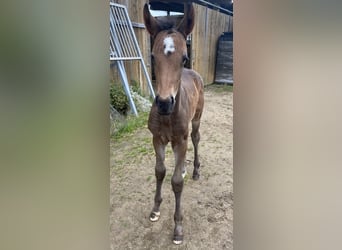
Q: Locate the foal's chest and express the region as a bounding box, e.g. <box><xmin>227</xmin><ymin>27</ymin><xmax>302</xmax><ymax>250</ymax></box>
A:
<box><xmin>149</xmin><ymin>113</ymin><xmax>189</xmax><ymax>142</ymax></box>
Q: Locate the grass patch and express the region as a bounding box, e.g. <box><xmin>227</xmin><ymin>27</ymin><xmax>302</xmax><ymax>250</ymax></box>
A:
<box><xmin>165</xmin><ymin>172</ymin><xmax>172</xmax><ymax>183</ymax></box>
<box><xmin>183</xmin><ymin>172</ymin><xmax>190</xmax><ymax>184</ymax></box>
<box><xmin>163</xmin><ymin>169</ymin><xmax>191</xmax><ymax>184</ymax></box>
<box><xmin>205</xmin><ymin>83</ymin><xmax>233</xmax><ymax>93</ymax></box>
<box><xmin>137</xmin><ymin>146</ymin><xmax>150</xmax><ymax>155</ymax></box>
<box><xmin>112</xmin><ymin>163</ymin><xmax>126</xmax><ymax>179</ymax></box>
<box><xmin>124</xmin><ymin>144</ymin><xmax>154</xmax><ymax>160</ymax></box>
<box><xmin>146</xmin><ymin>175</ymin><xmax>153</xmax><ymax>182</ymax></box>
<box><xmin>166</xmin><ymin>147</ymin><xmax>173</xmax><ymax>155</ymax></box>
<box><xmin>112</xmin><ymin>112</ymin><xmax>149</xmax><ymax>140</ymax></box>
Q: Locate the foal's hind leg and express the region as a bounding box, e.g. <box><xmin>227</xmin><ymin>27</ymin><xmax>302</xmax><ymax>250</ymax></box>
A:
<box><xmin>191</xmin><ymin>120</ymin><xmax>201</xmax><ymax>180</ymax></box>
<box><xmin>150</xmin><ymin>136</ymin><xmax>166</xmax><ymax>222</ymax></box>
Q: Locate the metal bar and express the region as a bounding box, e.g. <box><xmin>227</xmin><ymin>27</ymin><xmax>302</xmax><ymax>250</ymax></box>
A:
<box><xmin>110</xmin><ymin>57</ymin><xmax>142</xmax><ymax>61</ymax></box>
<box><xmin>118</xmin><ymin>6</ymin><xmax>136</xmax><ymax>58</ymax></box>
<box><xmin>122</xmin><ymin>6</ymin><xmax>155</xmax><ymax>98</ymax></box>
<box><xmin>116</xmin><ymin>60</ymin><xmax>138</xmax><ymax>116</ymax></box>
<box><xmin>122</xmin><ymin>9</ymin><xmax>138</xmax><ymax>58</ymax></box>
<box><xmin>120</xmin><ymin>8</ymin><xmax>138</xmax><ymax>58</ymax></box>
<box><xmin>111</xmin><ymin>16</ymin><xmax>124</xmax><ymax>59</ymax></box>
<box><xmin>132</xmin><ymin>22</ymin><xmax>145</xmax><ymax>29</ymax></box>
<box><xmin>119</xmin><ymin>6</ymin><xmax>138</xmax><ymax>58</ymax></box>
<box><xmin>140</xmin><ymin>58</ymin><xmax>155</xmax><ymax>99</ymax></box>
<box><xmin>110</xmin><ymin>2</ymin><xmax>124</xmax><ymax>8</ymax></box>
<box><xmin>127</xmin><ymin>24</ymin><xmax>139</xmax><ymax>57</ymax></box>
<box><xmin>111</xmin><ymin>28</ymin><xmax>121</xmax><ymax>58</ymax></box>
<box><xmin>110</xmin><ymin>8</ymin><xmax>122</xmax><ymax>57</ymax></box>
<box><xmin>109</xmin><ymin>29</ymin><xmax>117</xmax><ymax>58</ymax></box>
<box><xmin>121</xmin><ymin>21</ymin><xmax>136</xmax><ymax>58</ymax></box>
<box><xmin>113</xmin><ymin>7</ymin><xmax>130</xmax><ymax>57</ymax></box>
<box><xmin>110</xmin><ymin>38</ymin><xmax>115</xmax><ymax>58</ymax></box>
<box><xmin>122</xmin><ymin>6</ymin><xmax>139</xmax><ymax>57</ymax></box>
<box><xmin>115</xmin><ymin>7</ymin><xmax>130</xmax><ymax>57</ymax></box>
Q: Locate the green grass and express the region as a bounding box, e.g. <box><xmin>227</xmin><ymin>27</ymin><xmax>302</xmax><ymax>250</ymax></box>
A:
<box><xmin>205</xmin><ymin>83</ymin><xmax>233</xmax><ymax>92</ymax></box>
<box><xmin>112</xmin><ymin>112</ymin><xmax>149</xmax><ymax>140</ymax></box>
<box><xmin>125</xmin><ymin>143</ymin><xmax>154</xmax><ymax>159</ymax></box>
<box><xmin>163</xmin><ymin>171</ymin><xmax>190</xmax><ymax>184</ymax></box>
<box><xmin>165</xmin><ymin>172</ymin><xmax>172</xmax><ymax>183</ymax></box>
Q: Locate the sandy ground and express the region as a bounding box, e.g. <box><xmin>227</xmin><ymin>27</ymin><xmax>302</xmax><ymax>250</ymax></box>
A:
<box><xmin>110</xmin><ymin>86</ymin><xmax>233</xmax><ymax>249</ymax></box>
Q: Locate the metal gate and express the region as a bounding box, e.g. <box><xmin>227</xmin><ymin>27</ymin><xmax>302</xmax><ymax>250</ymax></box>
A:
<box><xmin>110</xmin><ymin>2</ymin><xmax>155</xmax><ymax>116</ymax></box>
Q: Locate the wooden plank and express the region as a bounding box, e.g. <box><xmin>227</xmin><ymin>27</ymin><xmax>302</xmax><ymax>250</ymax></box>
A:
<box><xmin>191</xmin><ymin>4</ymin><xmax>231</xmax><ymax>84</ymax></box>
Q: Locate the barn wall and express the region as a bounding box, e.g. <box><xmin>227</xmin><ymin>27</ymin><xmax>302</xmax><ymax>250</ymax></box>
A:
<box><xmin>110</xmin><ymin>0</ymin><xmax>233</xmax><ymax>93</ymax></box>
<box><xmin>191</xmin><ymin>4</ymin><xmax>233</xmax><ymax>84</ymax></box>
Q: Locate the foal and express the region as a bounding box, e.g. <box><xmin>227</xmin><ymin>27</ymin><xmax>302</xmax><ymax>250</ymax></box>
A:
<box><xmin>143</xmin><ymin>3</ymin><xmax>204</xmax><ymax>244</ymax></box>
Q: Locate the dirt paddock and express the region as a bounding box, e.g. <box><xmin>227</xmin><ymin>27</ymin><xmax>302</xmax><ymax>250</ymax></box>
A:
<box><xmin>110</xmin><ymin>85</ymin><xmax>233</xmax><ymax>249</ymax></box>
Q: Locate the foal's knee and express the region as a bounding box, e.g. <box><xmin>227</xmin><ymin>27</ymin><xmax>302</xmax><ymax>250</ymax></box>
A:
<box><xmin>191</xmin><ymin>131</ymin><xmax>200</xmax><ymax>142</ymax></box>
<box><xmin>155</xmin><ymin>164</ymin><xmax>166</xmax><ymax>181</ymax></box>
<box><xmin>171</xmin><ymin>175</ymin><xmax>184</xmax><ymax>193</ymax></box>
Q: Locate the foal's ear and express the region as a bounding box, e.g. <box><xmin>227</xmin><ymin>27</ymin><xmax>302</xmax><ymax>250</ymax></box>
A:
<box><xmin>143</xmin><ymin>3</ymin><xmax>161</xmax><ymax>37</ymax></box>
<box><xmin>177</xmin><ymin>3</ymin><xmax>195</xmax><ymax>38</ymax></box>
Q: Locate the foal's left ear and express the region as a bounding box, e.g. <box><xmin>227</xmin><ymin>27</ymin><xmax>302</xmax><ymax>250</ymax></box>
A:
<box><xmin>177</xmin><ymin>3</ymin><xmax>195</xmax><ymax>38</ymax></box>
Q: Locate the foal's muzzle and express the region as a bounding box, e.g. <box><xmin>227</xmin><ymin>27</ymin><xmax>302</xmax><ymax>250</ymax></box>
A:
<box><xmin>155</xmin><ymin>95</ymin><xmax>175</xmax><ymax>115</ymax></box>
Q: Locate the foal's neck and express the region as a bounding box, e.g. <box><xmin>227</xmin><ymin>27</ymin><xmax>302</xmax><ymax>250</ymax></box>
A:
<box><xmin>174</xmin><ymin>72</ymin><xmax>184</xmax><ymax>111</ymax></box>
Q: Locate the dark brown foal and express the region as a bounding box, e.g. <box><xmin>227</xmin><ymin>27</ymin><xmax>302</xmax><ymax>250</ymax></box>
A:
<box><xmin>143</xmin><ymin>3</ymin><xmax>204</xmax><ymax>244</ymax></box>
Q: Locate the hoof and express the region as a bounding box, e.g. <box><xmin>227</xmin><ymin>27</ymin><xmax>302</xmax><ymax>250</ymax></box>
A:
<box><xmin>149</xmin><ymin>211</ymin><xmax>160</xmax><ymax>222</ymax></box>
<box><xmin>173</xmin><ymin>239</ymin><xmax>183</xmax><ymax>245</ymax></box>
<box><xmin>173</xmin><ymin>225</ymin><xmax>183</xmax><ymax>244</ymax></box>
<box><xmin>192</xmin><ymin>173</ymin><xmax>200</xmax><ymax>180</ymax></box>
<box><xmin>193</xmin><ymin>166</ymin><xmax>200</xmax><ymax>180</ymax></box>
<box><xmin>173</xmin><ymin>236</ymin><xmax>183</xmax><ymax>245</ymax></box>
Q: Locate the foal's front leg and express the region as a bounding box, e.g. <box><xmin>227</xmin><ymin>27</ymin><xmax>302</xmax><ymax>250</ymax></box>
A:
<box><xmin>150</xmin><ymin>136</ymin><xmax>166</xmax><ymax>222</ymax></box>
<box><xmin>171</xmin><ymin>136</ymin><xmax>188</xmax><ymax>244</ymax></box>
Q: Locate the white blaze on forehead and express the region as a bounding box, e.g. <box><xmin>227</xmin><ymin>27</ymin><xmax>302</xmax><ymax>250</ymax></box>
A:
<box><xmin>163</xmin><ymin>36</ymin><xmax>175</xmax><ymax>55</ymax></box>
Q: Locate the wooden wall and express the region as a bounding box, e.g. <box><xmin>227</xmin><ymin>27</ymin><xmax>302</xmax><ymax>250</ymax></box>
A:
<box><xmin>110</xmin><ymin>0</ymin><xmax>233</xmax><ymax>94</ymax></box>
<box><xmin>191</xmin><ymin>4</ymin><xmax>233</xmax><ymax>84</ymax></box>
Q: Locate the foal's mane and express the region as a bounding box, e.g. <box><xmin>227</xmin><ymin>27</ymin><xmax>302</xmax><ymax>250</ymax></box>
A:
<box><xmin>156</xmin><ymin>19</ymin><xmax>175</xmax><ymax>31</ymax></box>
<box><xmin>152</xmin><ymin>18</ymin><xmax>186</xmax><ymax>38</ymax></box>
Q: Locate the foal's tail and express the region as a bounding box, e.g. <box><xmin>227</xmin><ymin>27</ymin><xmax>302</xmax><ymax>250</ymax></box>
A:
<box><xmin>191</xmin><ymin>69</ymin><xmax>204</xmax><ymax>122</ymax></box>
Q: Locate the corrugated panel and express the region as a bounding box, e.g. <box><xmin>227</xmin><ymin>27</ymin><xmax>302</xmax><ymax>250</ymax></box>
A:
<box><xmin>215</xmin><ymin>32</ymin><xmax>233</xmax><ymax>84</ymax></box>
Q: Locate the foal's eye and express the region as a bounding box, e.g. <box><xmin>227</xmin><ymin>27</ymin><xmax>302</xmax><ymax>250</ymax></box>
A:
<box><xmin>151</xmin><ymin>54</ymin><xmax>155</xmax><ymax>62</ymax></box>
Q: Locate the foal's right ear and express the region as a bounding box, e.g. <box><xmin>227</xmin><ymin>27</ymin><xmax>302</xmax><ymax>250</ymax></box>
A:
<box><xmin>177</xmin><ymin>3</ymin><xmax>195</xmax><ymax>38</ymax></box>
<box><xmin>143</xmin><ymin>3</ymin><xmax>161</xmax><ymax>37</ymax></box>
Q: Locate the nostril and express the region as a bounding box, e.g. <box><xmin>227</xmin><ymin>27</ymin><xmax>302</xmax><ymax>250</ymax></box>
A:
<box><xmin>155</xmin><ymin>95</ymin><xmax>160</xmax><ymax>105</ymax></box>
<box><xmin>170</xmin><ymin>96</ymin><xmax>175</xmax><ymax>105</ymax></box>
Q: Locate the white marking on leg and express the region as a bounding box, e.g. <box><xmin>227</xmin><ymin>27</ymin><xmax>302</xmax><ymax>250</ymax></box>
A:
<box><xmin>163</xmin><ymin>36</ymin><xmax>175</xmax><ymax>55</ymax></box>
<box><xmin>173</xmin><ymin>239</ymin><xmax>183</xmax><ymax>245</ymax></box>
<box><xmin>149</xmin><ymin>211</ymin><xmax>160</xmax><ymax>222</ymax></box>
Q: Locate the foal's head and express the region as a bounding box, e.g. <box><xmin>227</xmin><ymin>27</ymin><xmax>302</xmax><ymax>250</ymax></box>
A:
<box><xmin>144</xmin><ymin>4</ymin><xmax>195</xmax><ymax>115</ymax></box>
